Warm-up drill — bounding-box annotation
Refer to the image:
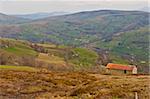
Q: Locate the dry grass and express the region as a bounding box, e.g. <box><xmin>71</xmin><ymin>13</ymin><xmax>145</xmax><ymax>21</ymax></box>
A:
<box><xmin>36</xmin><ymin>53</ymin><xmax>67</xmax><ymax>67</ymax></box>
<box><xmin>0</xmin><ymin>68</ymin><xmax>149</xmax><ymax>99</ymax></box>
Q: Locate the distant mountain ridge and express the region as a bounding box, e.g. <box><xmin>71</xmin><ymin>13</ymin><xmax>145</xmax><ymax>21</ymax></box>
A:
<box><xmin>140</xmin><ymin>7</ymin><xmax>150</xmax><ymax>12</ymax></box>
<box><xmin>0</xmin><ymin>10</ymin><xmax>149</xmax><ymax>44</ymax></box>
<box><xmin>12</xmin><ymin>12</ymin><xmax>70</xmax><ymax>20</ymax></box>
<box><xmin>0</xmin><ymin>10</ymin><xmax>149</xmax><ymax>42</ymax></box>
<box><xmin>0</xmin><ymin>13</ymin><xmax>30</xmax><ymax>24</ymax></box>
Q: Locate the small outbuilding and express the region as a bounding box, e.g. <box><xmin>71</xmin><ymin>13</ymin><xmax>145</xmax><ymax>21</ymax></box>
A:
<box><xmin>106</xmin><ymin>63</ymin><xmax>137</xmax><ymax>74</ymax></box>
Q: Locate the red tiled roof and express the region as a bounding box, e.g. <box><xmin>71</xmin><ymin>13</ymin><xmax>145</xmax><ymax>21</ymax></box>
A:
<box><xmin>106</xmin><ymin>63</ymin><xmax>134</xmax><ymax>71</ymax></box>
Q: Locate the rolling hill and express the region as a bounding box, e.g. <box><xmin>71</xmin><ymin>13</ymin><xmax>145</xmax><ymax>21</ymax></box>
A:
<box><xmin>0</xmin><ymin>10</ymin><xmax>149</xmax><ymax>44</ymax></box>
<box><xmin>0</xmin><ymin>38</ymin><xmax>100</xmax><ymax>71</ymax></box>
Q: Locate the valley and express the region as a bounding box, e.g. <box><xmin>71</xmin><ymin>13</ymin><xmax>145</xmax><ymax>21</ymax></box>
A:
<box><xmin>0</xmin><ymin>9</ymin><xmax>149</xmax><ymax>99</ymax></box>
<box><xmin>0</xmin><ymin>10</ymin><xmax>149</xmax><ymax>73</ymax></box>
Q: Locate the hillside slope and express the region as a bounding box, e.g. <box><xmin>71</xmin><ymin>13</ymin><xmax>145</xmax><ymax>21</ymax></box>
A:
<box><xmin>94</xmin><ymin>27</ymin><xmax>149</xmax><ymax>73</ymax></box>
<box><xmin>0</xmin><ymin>38</ymin><xmax>99</xmax><ymax>71</ymax></box>
<box><xmin>0</xmin><ymin>10</ymin><xmax>149</xmax><ymax>44</ymax></box>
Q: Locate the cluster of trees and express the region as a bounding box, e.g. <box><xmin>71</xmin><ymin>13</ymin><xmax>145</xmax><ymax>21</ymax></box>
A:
<box><xmin>30</xmin><ymin>43</ymin><xmax>48</xmax><ymax>53</ymax></box>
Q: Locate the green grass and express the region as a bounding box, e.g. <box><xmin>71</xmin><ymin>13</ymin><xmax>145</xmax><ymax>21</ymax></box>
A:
<box><xmin>0</xmin><ymin>65</ymin><xmax>38</xmax><ymax>72</ymax></box>
<box><xmin>1</xmin><ymin>38</ymin><xmax>38</xmax><ymax>56</ymax></box>
<box><xmin>70</xmin><ymin>48</ymin><xmax>98</xmax><ymax>68</ymax></box>
<box><xmin>4</xmin><ymin>47</ymin><xmax>37</xmax><ymax>56</ymax></box>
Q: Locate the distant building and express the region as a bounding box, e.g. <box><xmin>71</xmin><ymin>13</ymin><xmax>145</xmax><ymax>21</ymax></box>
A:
<box><xmin>106</xmin><ymin>63</ymin><xmax>137</xmax><ymax>74</ymax></box>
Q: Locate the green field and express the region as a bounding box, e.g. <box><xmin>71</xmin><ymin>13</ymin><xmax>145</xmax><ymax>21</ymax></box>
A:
<box><xmin>0</xmin><ymin>65</ymin><xmax>38</xmax><ymax>72</ymax></box>
<box><xmin>4</xmin><ymin>47</ymin><xmax>37</xmax><ymax>56</ymax></box>
<box><xmin>70</xmin><ymin>48</ymin><xmax>98</xmax><ymax>68</ymax></box>
<box><xmin>1</xmin><ymin>38</ymin><xmax>100</xmax><ymax>70</ymax></box>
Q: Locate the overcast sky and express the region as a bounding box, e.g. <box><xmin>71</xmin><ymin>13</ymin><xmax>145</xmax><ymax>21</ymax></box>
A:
<box><xmin>0</xmin><ymin>0</ymin><xmax>149</xmax><ymax>14</ymax></box>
